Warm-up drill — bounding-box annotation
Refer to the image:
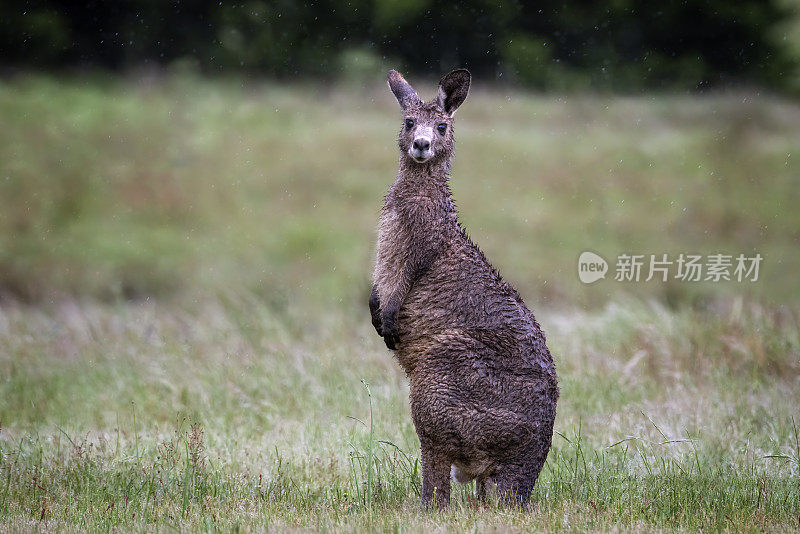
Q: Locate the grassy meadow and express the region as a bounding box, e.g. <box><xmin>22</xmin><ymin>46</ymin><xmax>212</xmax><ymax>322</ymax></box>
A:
<box><xmin>0</xmin><ymin>74</ymin><xmax>799</xmax><ymax>531</ymax></box>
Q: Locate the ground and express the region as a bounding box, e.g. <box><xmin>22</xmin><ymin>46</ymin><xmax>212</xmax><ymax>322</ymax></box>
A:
<box><xmin>0</xmin><ymin>75</ymin><xmax>798</xmax><ymax>531</ymax></box>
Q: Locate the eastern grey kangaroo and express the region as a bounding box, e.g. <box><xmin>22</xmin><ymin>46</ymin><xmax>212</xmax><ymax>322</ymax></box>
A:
<box><xmin>370</xmin><ymin>69</ymin><xmax>558</xmax><ymax>509</ymax></box>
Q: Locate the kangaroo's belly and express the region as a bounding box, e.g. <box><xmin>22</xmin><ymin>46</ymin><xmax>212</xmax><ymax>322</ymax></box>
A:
<box><xmin>397</xmin><ymin>264</ymin><xmax>529</xmax><ymax>339</ymax></box>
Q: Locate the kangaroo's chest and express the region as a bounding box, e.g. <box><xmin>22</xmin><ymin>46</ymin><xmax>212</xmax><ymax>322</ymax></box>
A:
<box><xmin>375</xmin><ymin>206</ymin><xmax>409</xmax><ymax>265</ymax></box>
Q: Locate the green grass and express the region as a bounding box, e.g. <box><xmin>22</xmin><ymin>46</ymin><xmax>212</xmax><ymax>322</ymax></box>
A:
<box><xmin>0</xmin><ymin>74</ymin><xmax>799</xmax><ymax>530</ymax></box>
<box><xmin>1</xmin><ymin>75</ymin><xmax>799</xmax><ymax>306</ymax></box>
<box><xmin>0</xmin><ymin>298</ymin><xmax>798</xmax><ymax>531</ymax></box>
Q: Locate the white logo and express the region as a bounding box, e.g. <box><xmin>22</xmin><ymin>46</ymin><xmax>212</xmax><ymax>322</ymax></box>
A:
<box><xmin>578</xmin><ymin>251</ymin><xmax>608</xmax><ymax>284</ymax></box>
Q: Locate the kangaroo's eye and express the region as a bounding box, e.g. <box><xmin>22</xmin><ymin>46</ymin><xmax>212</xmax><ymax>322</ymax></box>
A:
<box><xmin>405</xmin><ymin>119</ymin><xmax>415</xmax><ymax>129</ymax></box>
<box><xmin>437</xmin><ymin>123</ymin><xmax>447</xmax><ymax>135</ymax></box>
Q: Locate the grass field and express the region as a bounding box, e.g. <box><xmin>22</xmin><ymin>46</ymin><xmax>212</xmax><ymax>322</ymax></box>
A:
<box><xmin>0</xmin><ymin>74</ymin><xmax>799</xmax><ymax>531</ymax></box>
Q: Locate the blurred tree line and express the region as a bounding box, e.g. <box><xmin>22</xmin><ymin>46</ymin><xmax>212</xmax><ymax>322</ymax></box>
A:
<box><xmin>1</xmin><ymin>0</ymin><xmax>799</xmax><ymax>91</ymax></box>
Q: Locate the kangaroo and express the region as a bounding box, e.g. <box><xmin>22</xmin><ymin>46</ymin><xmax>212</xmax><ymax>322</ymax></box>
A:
<box><xmin>370</xmin><ymin>69</ymin><xmax>559</xmax><ymax>509</ymax></box>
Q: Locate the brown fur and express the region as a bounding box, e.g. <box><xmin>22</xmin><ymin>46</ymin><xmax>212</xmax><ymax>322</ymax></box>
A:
<box><xmin>370</xmin><ymin>69</ymin><xmax>559</xmax><ymax>509</ymax></box>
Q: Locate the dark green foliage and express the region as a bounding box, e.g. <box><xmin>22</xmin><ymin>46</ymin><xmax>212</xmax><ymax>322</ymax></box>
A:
<box><xmin>1</xmin><ymin>0</ymin><xmax>797</xmax><ymax>91</ymax></box>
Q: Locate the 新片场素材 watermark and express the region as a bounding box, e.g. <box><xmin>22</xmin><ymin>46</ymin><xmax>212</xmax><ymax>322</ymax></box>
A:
<box><xmin>578</xmin><ymin>252</ymin><xmax>761</xmax><ymax>284</ymax></box>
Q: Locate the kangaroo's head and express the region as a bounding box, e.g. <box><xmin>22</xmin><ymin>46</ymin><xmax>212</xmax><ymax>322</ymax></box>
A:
<box><xmin>388</xmin><ymin>69</ymin><xmax>471</xmax><ymax>165</ymax></box>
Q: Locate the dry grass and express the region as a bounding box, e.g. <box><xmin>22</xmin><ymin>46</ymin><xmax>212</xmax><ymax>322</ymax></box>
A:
<box><xmin>1</xmin><ymin>297</ymin><xmax>798</xmax><ymax>531</ymax></box>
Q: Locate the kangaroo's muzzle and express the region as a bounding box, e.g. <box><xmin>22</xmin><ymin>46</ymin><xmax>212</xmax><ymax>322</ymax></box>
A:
<box><xmin>409</xmin><ymin>127</ymin><xmax>434</xmax><ymax>162</ymax></box>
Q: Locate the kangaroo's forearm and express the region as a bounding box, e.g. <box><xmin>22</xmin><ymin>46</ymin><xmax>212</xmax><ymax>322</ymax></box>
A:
<box><xmin>369</xmin><ymin>284</ymin><xmax>382</xmax><ymax>335</ymax></box>
<box><xmin>378</xmin><ymin>255</ymin><xmax>420</xmax><ymax>317</ymax></box>
<box><xmin>373</xmin><ymin>209</ymin><xmax>441</xmax><ymax>349</ymax></box>
<box><xmin>374</xmin><ymin>255</ymin><xmax>421</xmax><ymax>349</ymax></box>
<box><xmin>377</xmin><ymin>240</ymin><xmax>438</xmax><ymax>310</ymax></box>
<box><xmin>378</xmin><ymin>269</ymin><xmax>410</xmax><ymax>327</ymax></box>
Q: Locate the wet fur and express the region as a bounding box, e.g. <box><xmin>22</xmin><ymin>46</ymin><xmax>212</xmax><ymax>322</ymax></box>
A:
<box><xmin>371</xmin><ymin>69</ymin><xmax>559</xmax><ymax>509</ymax></box>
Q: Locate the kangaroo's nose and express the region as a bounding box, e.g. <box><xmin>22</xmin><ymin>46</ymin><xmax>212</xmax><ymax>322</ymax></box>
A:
<box><xmin>413</xmin><ymin>138</ymin><xmax>430</xmax><ymax>151</ymax></box>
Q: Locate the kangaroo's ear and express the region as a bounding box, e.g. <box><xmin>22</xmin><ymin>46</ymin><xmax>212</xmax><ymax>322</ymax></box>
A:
<box><xmin>387</xmin><ymin>70</ymin><xmax>420</xmax><ymax>109</ymax></box>
<box><xmin>436</xmin><ymin>69</ymin><xmax>471</xmax><ymax>116</ymax></box>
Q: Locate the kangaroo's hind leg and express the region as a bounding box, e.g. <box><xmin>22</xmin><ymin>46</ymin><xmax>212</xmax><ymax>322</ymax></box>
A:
<box><xmin>476</xmin><ymin>476</ymin><xmax>488</xmax><ymax>502</ymax></box>
<box><xmin>492</xmin><ymin>464</ymin><xmax>533</xmax><ymax>509</ymax></box>
<box><xmin>493</xmin><ymin>444</ymin><xmax>550</xmax><ymax>510</ymax></box>
<box><xmin>420</xmin><ymin>445</ymin><xmax>451</xmax><ymax>510</ymax></box>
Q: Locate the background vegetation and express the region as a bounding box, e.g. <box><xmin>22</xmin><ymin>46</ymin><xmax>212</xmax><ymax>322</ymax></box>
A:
<box><xmin>1</xmin><ymin>76</ymin><xmax>799</xmax><ymax>307</ymax></box>
<box><xmin>3</xmin><ymin>0</ymin><xmax>800</xmax><ymax>91</ymax></box>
